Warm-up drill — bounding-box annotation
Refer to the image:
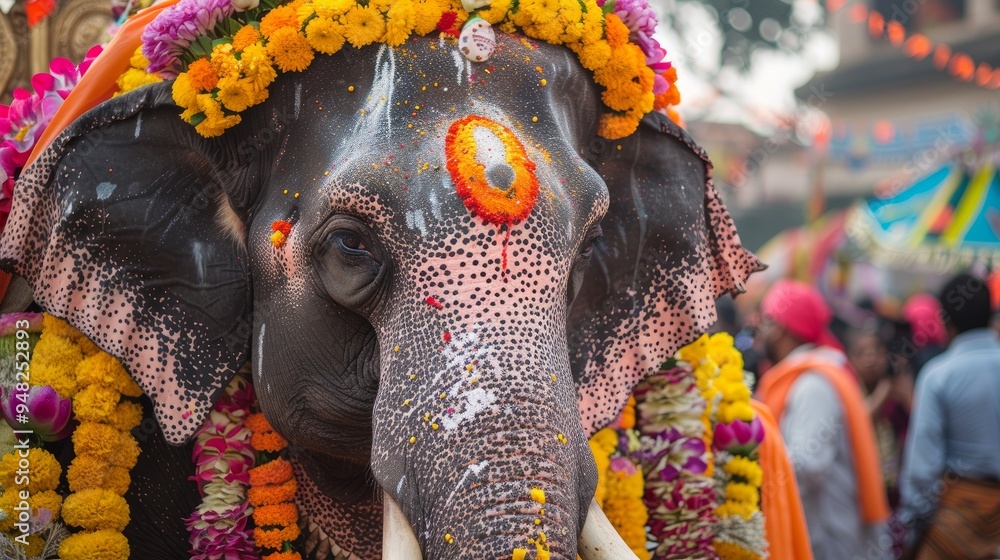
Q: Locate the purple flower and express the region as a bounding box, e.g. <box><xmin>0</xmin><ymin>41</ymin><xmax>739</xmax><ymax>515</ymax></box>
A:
<box><xmin>142</xmin><ymin>0</ymin><xmax>236</xmax><ymax>76</ymax></box>
<box><xmin>713</xmin><ymin>416</ymin><xmax>765</xmax><ymax>455</ymax></box>
<box><xmin>1</xmin><ymin>385</ymin><xmax>73</xmax><ymax>442</ymax></box>
<box><xmin>603</xmin><ymin>0</ymin><xmax>673</xmax><ymax>90</ymax></box>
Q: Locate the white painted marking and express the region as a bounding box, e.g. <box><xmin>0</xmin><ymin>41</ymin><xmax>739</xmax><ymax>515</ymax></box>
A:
<box><xmin>134</xmin><ymin>113</ymin><xmax>142</xmax><ymax>138</ymax></box>
<box><xmin>451</xmin><ymin>49</ymin><xmax>465</xmax><ymax>84</ymax></box>
<box><xmin>397</xmin><ymin>475</ymin><xmax>406</xmax><ymax>494</ymax></box>
<box><xmin>257</xmin><ymin>323</ymin><xmax>266</xmax><ymax>379</ymax></box>
<box><xmin>445</xmin><ymin>460</ymin><xmax>490</xmax><ymax>505</ymax></box>
<box><xmin>405</xmin><ymin>210</ymin><xmax>428</xmax><ymax>236</ymax></box>
<box><xmin>440</xmin><ymin>387</ymin><xmax>497</xmax><ymax>431</ymax></box>
<box><xmin>95</xmin><ymin>181</ymin><xmax>117</xmax><ymax>200</ymax></box>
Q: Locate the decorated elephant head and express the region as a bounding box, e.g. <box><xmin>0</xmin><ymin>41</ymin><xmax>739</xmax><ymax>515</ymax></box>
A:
<box><xmin>0</xmin><ymin>6</ymin><xmax>759</xmax><ymax>559</ymax></box>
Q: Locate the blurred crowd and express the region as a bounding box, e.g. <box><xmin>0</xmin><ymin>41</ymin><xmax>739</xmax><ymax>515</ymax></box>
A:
<box><xmin>720</xmin><ymin>272</ymin><xmax>1000</xmax><ymax>560</ymax></box>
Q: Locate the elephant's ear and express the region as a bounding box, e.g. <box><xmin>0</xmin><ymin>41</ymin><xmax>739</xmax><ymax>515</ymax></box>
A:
<box><xmin>570</xmin><ymin>111</ymin><xmax>763</xmax><ymax>436</ymax></box>
<box><xmin>0</xmin><ymin>83</ymin><xmax>253</xmax><ymax>444</ymax></box>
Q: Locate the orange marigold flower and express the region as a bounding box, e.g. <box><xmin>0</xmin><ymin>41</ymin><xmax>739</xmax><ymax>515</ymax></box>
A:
<box><xmin>245</xmin><ymin>413</ymin><xmax>275</xmax><ymax>434</ymax></box>
<box><xmin>248</xmin><ymin>478</ymin><xmax>298</xmax><ymax>507</ymax></box>
<box><xmin>232</xmin><ymin>25</ymin><xmax>262</xmax><ymax>51</ymax></box>
<box><xmin>604</xmin><ymin>13</ymin><xmax>630</xmax><ymax>49</ymax></box>
<box><xmin>249</xmin><ymin>457</ymin><xmax>294</xmax><ymax>486</ymax></box>
<box><xmin>598</xmin><ymin>113</ymin><xmax>640</xmax><ymax>140</ymax></box>
<box><xmin>253</xmin><ymin>523</ymin><xmax>301</xmax><ymax>549</ymax></box>
<box><xmin>260</xmin><ymin>4</ymin><xmax>301</xmax><ymax>38</ymax></box>
<box><xmin>252</xmin><ymin>502</ymin><xmax>299</xmax><ymax>527</ymax></box>
<box><xmin>263</xmin><ymin>552</ymin><xmax>303</xmax><ymax>560</ymax></box>
<box><xmin>252</xmin><ymin>430</ymin><xmax>289</xmax><ymax>452</ymax></box>
<box><xmin>187</xmin><ymin>58</ymin><xmax>218</xmax><ymax>92</ymax></box>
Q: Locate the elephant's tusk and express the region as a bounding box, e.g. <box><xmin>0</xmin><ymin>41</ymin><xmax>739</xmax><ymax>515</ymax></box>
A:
<box><xmin>578</xmin><ymin>498</ymin><xmax>641</xmax><ymax>560</ymax></box>
<box><xmin>382</xmin><ymin>491</ymin><xmax>423</xmax><ymax>560</ymax></box>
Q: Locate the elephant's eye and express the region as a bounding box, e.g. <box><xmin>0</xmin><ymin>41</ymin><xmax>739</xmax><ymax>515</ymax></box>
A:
<box><xmin>330</xmin><ymin>230</ymin><xmax>371</xmax><ymax>257</ymax></box>
<box><xmin>339</xmin><ymin>232</ymin><xmax>368</xmax><ymax>253</ymax></box>
<box><xmin>579</xmin><ymin>242</ymin><xmax>594</xmax><ymax>258</ymax></box>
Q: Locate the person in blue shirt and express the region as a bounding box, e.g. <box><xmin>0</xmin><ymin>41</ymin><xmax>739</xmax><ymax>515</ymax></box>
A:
<box><xmin>898</xmin><ymin>273</ymin><xmax>1000</xmax><ymax>560</ymax></box>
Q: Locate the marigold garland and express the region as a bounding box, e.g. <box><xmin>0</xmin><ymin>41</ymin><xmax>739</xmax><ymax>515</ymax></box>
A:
<box><xmin>246</xmin><ymin>412</ymin><xmax>300</xmax><ymax>558</ymax></box>
<box><xmin>135</xmin><ymin>0</ymin><xmax>679</xmax><ymax>139</ymax></box>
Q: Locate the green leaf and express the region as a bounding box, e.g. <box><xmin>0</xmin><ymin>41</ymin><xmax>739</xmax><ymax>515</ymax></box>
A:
<box><xmin>602</xmin><ymin>0</ymin><xmax>616</xmax><ymax>15</ymax></box>
<box><xmin>189</xmin><ymin>112</ymin><xmax>207</xmax><ymax>126</ymax></box>
<box><xmin>659</xmin><ymin>357</ymin><xmax>678</xmax><ymax>371</ymax></box>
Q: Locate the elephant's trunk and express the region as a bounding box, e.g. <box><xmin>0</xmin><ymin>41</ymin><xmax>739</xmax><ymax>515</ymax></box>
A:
<box><xmin>370</xmin><ymin>318</ymin><xmax>597</xmax><ymax>560</ymax></box>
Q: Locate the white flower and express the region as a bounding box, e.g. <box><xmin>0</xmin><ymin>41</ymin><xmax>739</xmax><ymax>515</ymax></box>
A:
<box><xmin>232</xmin><ymin>0</ymin><xmax>259</xmax><ymax>12</ymax></box>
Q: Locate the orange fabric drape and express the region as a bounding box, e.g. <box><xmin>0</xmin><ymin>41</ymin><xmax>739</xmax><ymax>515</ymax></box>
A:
<box><xmin>24</xmin><ymin>0</ymin><xmax>180</xmax><ymax>168</ymax></box>
<box><xmin>752</xmin><ymin>400</ymin><xmax>814</xmax><ymax>560</ymax></box>
<box><xmin>756</xmin><ymin>359</ymin><xmax>891</xmax><ymax>524</ymax></box>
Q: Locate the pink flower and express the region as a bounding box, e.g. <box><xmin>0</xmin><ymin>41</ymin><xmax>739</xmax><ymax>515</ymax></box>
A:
<box><xmin>0</xmin><ymin>47</ymin><xmax>101</xmax><ymax>233</ymax></box>
<box><xmin>1</xmin><ymin>384</ymin><xmax>73</xmax><ymax>442</ymax></box>
<box><xmin>0</xmin><ymin>312</ymin><xmax>42</xmax><ymax>337</ymax></box>
<box><xmin>713</xmin><ymin>416</ymin><xmax>765</xmax><ymax>455</ymax></box>
<box><xmin>142</xmin><ymin>0</ymin><xmax>236</xmax><ymax>76</ymax></box>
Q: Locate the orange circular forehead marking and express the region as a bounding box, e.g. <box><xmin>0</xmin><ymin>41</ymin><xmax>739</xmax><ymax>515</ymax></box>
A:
<box><xmin>445</xmin><ymin>115</ymin><xmax>540</xmax><ymax>226</ymax></box>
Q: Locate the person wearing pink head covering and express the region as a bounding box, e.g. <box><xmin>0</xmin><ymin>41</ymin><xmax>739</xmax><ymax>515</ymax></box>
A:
<box><xmin>755</xmin><ymin>280</ymin><xmax>890</xmax><ymax>560</ymax></box>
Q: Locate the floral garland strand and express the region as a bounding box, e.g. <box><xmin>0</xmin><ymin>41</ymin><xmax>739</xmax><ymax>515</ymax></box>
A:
<box><xmin>678</xmin><ymin>333</ymin><xmax>767</xmax><ymax>560</ymax></box>
<box><xmin>185</xmin><ymin>374</ymin><xmax>256</xmax><ymax>559</ymax></box>
<box><xmin>634</xmin><ymin>366</ymin><xmax>717</xmax><ymax>558</ymax></box>
<box><xmin>58</xmin><ymin>317</ymin><xmax>144</xmax><ymax>560</ymax></box>
<box><xmin>245</xmin><ymin>412</ymin><xmax>300</xmax><ymax>560</ymax></box>
<box><xmin>598</xmin><ymin>397</ymin><xmax>650</xmax><ymax>560</ymax></box>
<box><xmin>135</xmin><ymin>0</ymin><xmax>679</xmax><ymax>139</ymax></box>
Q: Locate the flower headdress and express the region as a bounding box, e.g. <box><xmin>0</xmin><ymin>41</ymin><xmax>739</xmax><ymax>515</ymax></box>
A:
<box><xmin>139</xmin><ymin>0</ymin><xmax>681</xmax><ymax>139</ymax></box>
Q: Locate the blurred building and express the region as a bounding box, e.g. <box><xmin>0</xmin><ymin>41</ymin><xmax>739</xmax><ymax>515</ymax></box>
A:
<box><xmin>0</xmin><ymin>0</ymin><xmax>113</xmax><ymax>104</ymax></box>
<box><xmin>798</xmin><ymin>0</ymin><xmax>1000</xmax><ymax>197</ymax></box>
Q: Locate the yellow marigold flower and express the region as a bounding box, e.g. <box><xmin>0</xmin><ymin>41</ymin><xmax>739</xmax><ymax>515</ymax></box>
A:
<box><xmin>129</xmin><ymin>47</ymin><xmax>150</xmax><ymax>70</ymax></box>
<box><xmin>75</xmin><ymin>351</ymin><xmax>142</xmax><ymax>397</ymax></box>
<box><xmin>597</xmin><ymin>113</ymin><xmax>639</xmax><ymax>140</ymax></box>
<box><xmin>720</xmin><ymin>380</ymin><xmax>751</xmax><ymax>403</ymax></box>
<box><xmin>32</xmin><ymin>489</ymin><xmax>63</xmax><ymax>519</ymax></box>
<box><xmin>195</xmin><ymin>93</ymin><xmax>242</xmax><ymax>137</ymax></box>
<box><xmin>260</xmin><ymin>4</ymin><xmax>301</xmax><ymax>37</ymax></box>
<box><xmin>412</xmin><ymin>0</ymin><xmax>445</xmax><ymax>34</ymax></box>
<box><xmin>725</xmin><ymin>456</ymin><xmax>764</xmax><ymax>487</ymax></box>
<box><xmin>579</xmin><ymin>7</ymin><xmax>605</xmax><ymax>44</ymax></box>
<box><xmin>0</xmin><ymin>448</ymin><xmax>61</xmax><ymax>492</ymax></box>
<box><xmin>478</xmin><ymin>0</ymin><xmax>512</xmax><ymax>24</ymax></box>
<box><xmin>76</xmin><ymin>335</ymin><xmax>102</xmax><ymax>357</ymax></box>
<box><xmin>312</xmin><ymin>0</ymin><xmax>355</xmax><ymax>19</ymax></box>
<box><xmin>67</xmin><ymin>455</ymin><xmax>131</xmax><ymax>495</ymax></box>
<box><xmin>603</xmin><ymin>468</ymin><xmax>649</xmax><ymax>559</ymax></box>
<box><xmin>73</xmin><ymin>422</ymin><xmax>119</xmax><ymax>460</ymax></box>
<box><xmin>210</xmin><ymin>43</ymin><xmax>240</xmax><ymax>81</ymax></box>
<box><xmin>73</xmin><ymin>384</ymin><xmax>120</xmax><ymax>423</ymax></box>
<box><xmin>343</xmin><ymin>5</ymin><xmax>386</xmax><ymax>47</ymax></box>
<box><xmin>515</xmin><ymin>0</ymin><xmax>561</xmax><ymax>24</ymax></box>
<box><xmin>217</xmin><ymin>76</ymin><xmax>255</xmax><ymax>112</ymax></box>
<box><xmin>0</xmin><ymin>488</ymin><xmax>20</xmax><ymax>532</ymax></box>
<box><xmin>383</xmin><ymin>0</ymin><xmax>416</xmax><ymax>46</ymax></box>
<box><xmin>718</xmin><ymin>401</ymin><xmax>755</xmax><ymax>424</ymax></box>
<box><xmin>232</xmin><ymin>24</ymin><xmax>262</xmax><ymax>51</ymax></box>
<box><xmin>241</xmin><ymin>43</ymin><xmax>277</xmax><ymax>91</ymax></box>
<box><xmin>59</xmin><ymin>529</ymin><xmax>130</xmax><ymax>560</ymax></box>
<box><xmin>306</xmin><ymin>16</ymin><xmax>346</xmax><ymax>55</ymax></box>
<box><xmin>678</xmin><ymin>334</ymin><xmax>710</xmax><ymax>365</ymax></box>
<box><xmin>172</xmin><ymin>73</ymin><xmax>199</xmax><ymax>109</ymax></box>
<box><xmin>106</xmin><ymin>401</ymin><xmax>144</xmax><ymax>433</ymax></box>
<box><xmin>714</xmin><ymin>540</ymin><xmax>764</xmax><ymax>560</ymax></box>
<box><xmin>62</xmin><ymin>488</ymin><xmax>130</xmax><ymax>531</ymax></box>
<box><xmin>112</xmin><ymin>431</ymin><xmax>141</xmax><ymax>470</ymax></box>
<box><xmin>573</xmin><ymin>40</ymin><xmax>611</xmax><ymax>71</ymax></box>
<box><xmin>187</xmin><ymin>58</ymin><xmax>219</xmax><ymax>92</ymax></box>
<box><xmin>22</xmin><ymin>534</ymin><xmax>45</xmax><ymax>557</ymax></box>
<box><xmin>29</xmin><ymin>331</ymin><xmax>83</xmax><ymax>398</ymax></box>
<box><xmin>267</xmin><ymin>27</ymin><xmax>315</xmax><ymax>72</ymax></box>
<box><xmin>114</xmin><ymin>68</ymin><xmax>164</xmax><ymax>96</ymax></box>
<box><xmin>715</xmin><ymin>500</ymin><xmax>757</xmax><ymax>520</ymax></box>
<box><xmin>42</xmin><ymin>314</ymin><xmax>82</xmax><ymax>339</ymax></box>
<box><xmin>725</xmin><ymin>482</ymin><xmax>759</xmax><ymax>506</ymax></box>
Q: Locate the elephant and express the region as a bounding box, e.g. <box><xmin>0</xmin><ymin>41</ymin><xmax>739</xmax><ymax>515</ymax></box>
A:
<box><xmin>0</xmin><ymin>32</ymin><xmax>760</xmax><ymax>560</ymax></box>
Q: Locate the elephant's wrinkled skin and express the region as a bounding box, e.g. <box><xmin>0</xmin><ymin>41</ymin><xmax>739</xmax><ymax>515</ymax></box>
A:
<box><xmin>0</xmin><ymin>33</ymin><xmax>760</xmax><ymax>560</ymax></box>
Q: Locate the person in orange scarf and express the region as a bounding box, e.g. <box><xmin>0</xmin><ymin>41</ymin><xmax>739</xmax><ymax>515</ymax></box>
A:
<box><xmin>755</xmin><ymin>280</ymin><xmax>891</xmax><ymax>560</ymax></box>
